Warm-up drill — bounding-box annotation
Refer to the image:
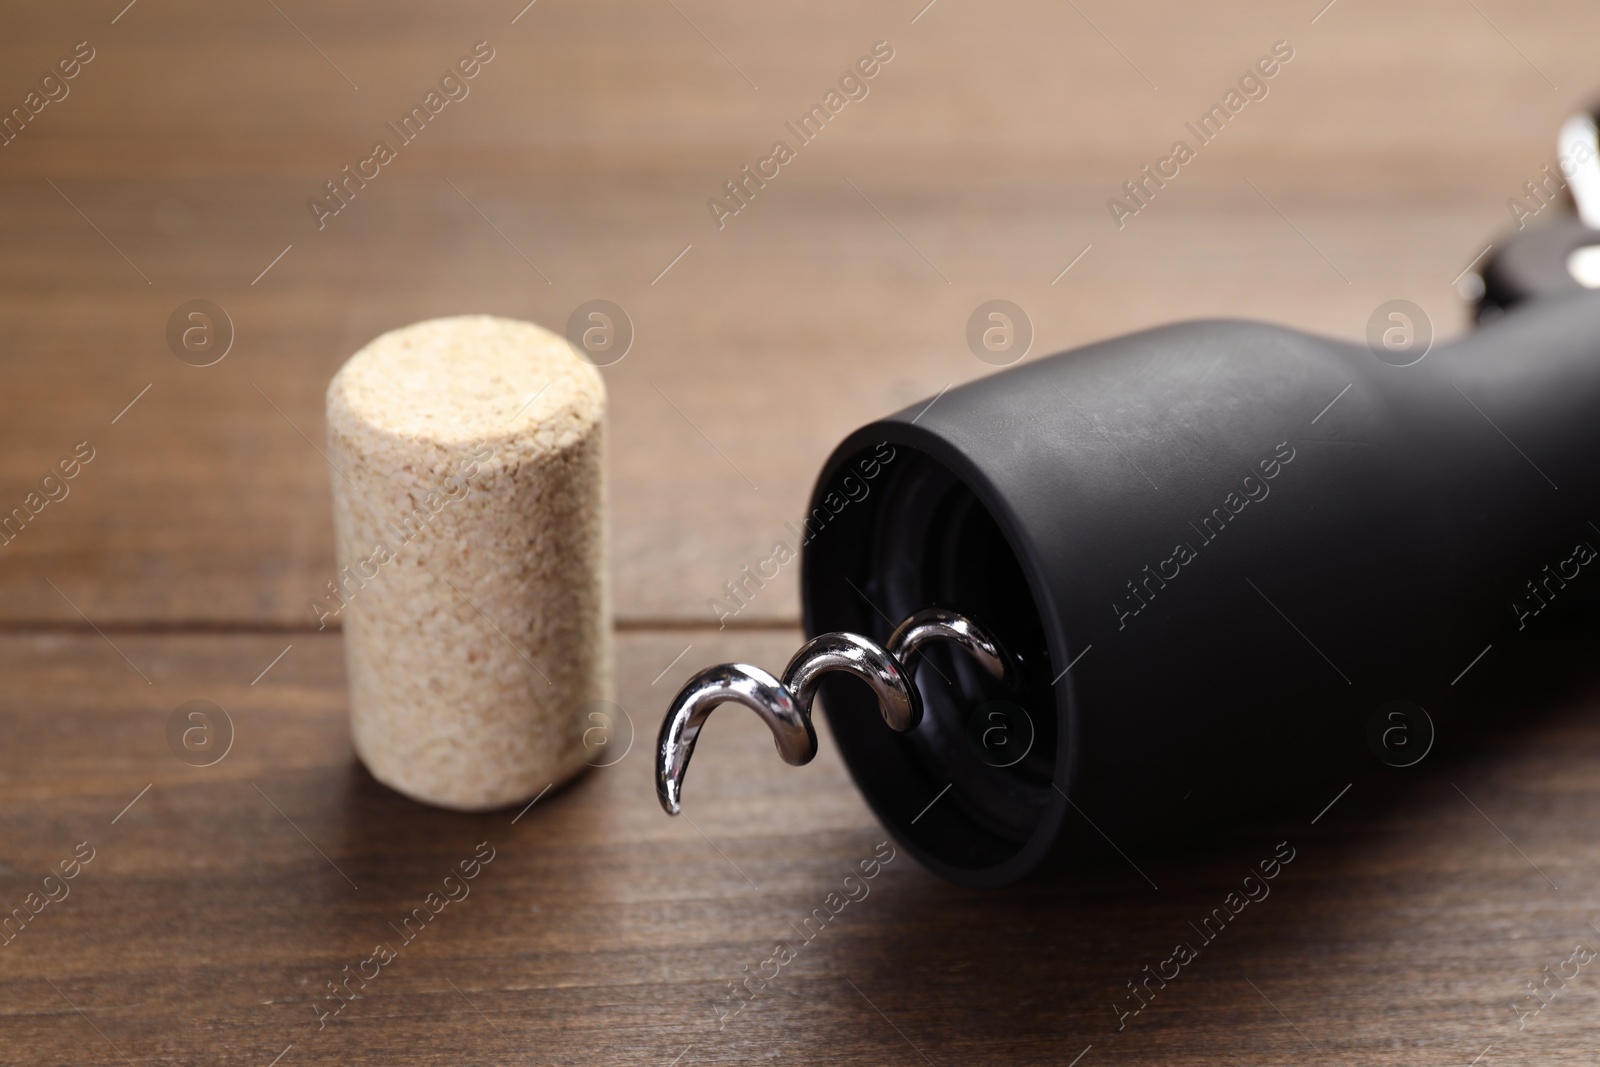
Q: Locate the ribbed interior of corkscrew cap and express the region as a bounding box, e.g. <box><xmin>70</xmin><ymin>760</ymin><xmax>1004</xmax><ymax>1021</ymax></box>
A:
<box><xmin>801</xmin><ymin>440</ymin><xmax>1062</xmax><ymax>887</ymax></box>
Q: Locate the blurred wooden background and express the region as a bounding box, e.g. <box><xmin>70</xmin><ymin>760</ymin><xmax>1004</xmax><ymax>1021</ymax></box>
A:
<box><xmin>3</xmin><ymin>0</ymin><xmax>1600</xmax><ymax>1063</ymax></box>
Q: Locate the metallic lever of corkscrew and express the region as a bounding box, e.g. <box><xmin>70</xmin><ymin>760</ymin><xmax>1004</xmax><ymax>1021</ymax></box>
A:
<box><xmin>655</xmin><ymin>607</ymin><xmax>1022</xmax><ymax>815</ymax></box>
<box><xmin>1556</xmin><ymin>106</ymin><xmax>1600</xmax><ymax>291</ymax></box>
<box><xmin>1559</xmin><ymin>107</ymin><xmax>1600</xmax><ymax>229</ymax></box>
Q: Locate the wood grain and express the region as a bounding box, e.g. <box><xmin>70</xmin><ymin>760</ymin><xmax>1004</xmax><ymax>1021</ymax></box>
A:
<box><xmin>0</xmin><ymin>0</ymin><xmax>1595</xmax><ymax>624</ymax></box>
<box><xmin>3</xmin><ymin>0</ymin><xmax>1600</xmax><ymax>1063</ymax></box>
<box><xmin>3</xmin><ymin>631</ymin><xmax>1600</xmax><ymax>1065</ymax></box>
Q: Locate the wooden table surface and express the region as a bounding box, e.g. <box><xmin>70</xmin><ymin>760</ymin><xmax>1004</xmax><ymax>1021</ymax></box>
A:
<box><xmin>4</xmin><ymin>0</ymin><xmax>1600</xmax><ymax>1063</ymax></box>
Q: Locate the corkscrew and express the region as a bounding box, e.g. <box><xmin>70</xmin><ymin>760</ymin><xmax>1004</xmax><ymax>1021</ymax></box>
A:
<box><xmin>656</xmin><ymin>608</ymin><xmax>1021</xmax><ymax>815</ymax></box>
<box><xmin>654</xmin><ymin>97</ymin><xmax>1600</xmax><ymax>889</ymax></box>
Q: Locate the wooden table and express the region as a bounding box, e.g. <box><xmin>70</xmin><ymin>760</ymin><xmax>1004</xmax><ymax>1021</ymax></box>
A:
<box><xmin>4</xmin><ymin>0</ymin><xmax>1600</xmax><ymax>1062</ymax></box>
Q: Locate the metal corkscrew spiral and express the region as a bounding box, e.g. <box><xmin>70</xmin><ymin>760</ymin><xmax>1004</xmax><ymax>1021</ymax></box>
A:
<box><xmin>656</xmin><ymin>608</ymin><xmax>1022</xmax><ymax>815</ymax></box>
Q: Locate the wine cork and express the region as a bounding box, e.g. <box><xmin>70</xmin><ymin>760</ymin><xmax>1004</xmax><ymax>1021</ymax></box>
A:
<box><xmin>325</xmin><ymin>315</ymin><xmax>609</xmax><ymax>810</ymax></box>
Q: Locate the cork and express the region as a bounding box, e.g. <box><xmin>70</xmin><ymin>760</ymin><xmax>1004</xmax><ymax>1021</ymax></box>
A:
<box><xmin>325</xmin><ymin>314</ymin><xmax>609</xmax><ymax>810</ymax></box>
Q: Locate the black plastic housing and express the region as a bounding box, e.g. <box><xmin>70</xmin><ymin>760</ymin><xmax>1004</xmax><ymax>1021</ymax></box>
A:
<box><xmin>801</xmin><ymin>295</ymin><xmax>1600</xmax><ymax>887</ymax></box>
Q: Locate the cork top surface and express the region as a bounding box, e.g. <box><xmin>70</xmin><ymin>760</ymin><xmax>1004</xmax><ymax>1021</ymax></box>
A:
<box><xmin>328</xmin><ymin>315</ymin><xmax>605</xmax><ymax>452</ymax></box>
